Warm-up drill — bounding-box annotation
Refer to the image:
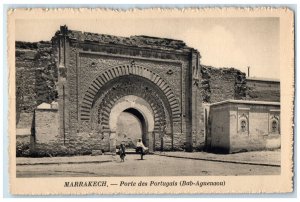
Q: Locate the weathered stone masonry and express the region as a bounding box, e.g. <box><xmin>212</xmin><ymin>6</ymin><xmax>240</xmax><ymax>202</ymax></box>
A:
<box><xmin>200</xmin><ymin>65</ymin><xmax>247</xmax><ymax>103</ymax></box>
<box><xmin>246</xmin><ymin>77</ymin><xmax>280</xmax><ymax>102</ymax></box>
<box><xmin>29</xmin><ymin>25</ymin><xmax>204</xmax><ymax>155</ymax></box>
<box><xmin>15</xmin><ymin>41</ymin><xmax>58</xmax><ymax>156</ymax></box>
<box><xmin>16</xmin><ymin>41</ymin><xmax>57</xmax><ymax>127</ymax></box>
<box><xmin>15</xmin><ymin>26</ymin><xmax>280</xmax><ymax>156</ymax></box>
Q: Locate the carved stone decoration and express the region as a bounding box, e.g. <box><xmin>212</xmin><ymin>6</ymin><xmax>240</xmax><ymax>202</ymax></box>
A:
<box><xmin>166</xmin><ymin>69</ymin><xmax>173</xmax><ymax>75</ymax></box>
<box><xmin>269</xmin><ymin>113</ymin><xmax>280</xmax><ymax>134</ymax></box>
<box><xmin>80</xmin><ymin>64</ymin><xmax>181</xmax><ymax>124</ymax></box>
<box><xmin>240</xmin><ymin>119</ymin><xmax>247</xmax><ymax>132</ymax></box>
<box><xmin>94</xmin><ymin>75</ymin><xmax>170</xmax><ymax>135</ymax></box>
<box><xmin>130</xmin><ymin>60</ymin><xmax>136</xmax><ymax>67</ymax></box>
<box><xmin>90</xmin><ymin>62</ymin><xmax>96</xmax><ymax>69</ymax></box>
<box><xmin>237</xmin><ymin>108</ymin><xmax>250</xmax><ymax>134</ymax></box>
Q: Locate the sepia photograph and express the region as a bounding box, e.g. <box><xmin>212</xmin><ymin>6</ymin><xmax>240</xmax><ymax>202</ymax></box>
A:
<box><xmin>8</xmin><ymin>7</ymin><xmax>294</xmax><ymax>195</ymax></box>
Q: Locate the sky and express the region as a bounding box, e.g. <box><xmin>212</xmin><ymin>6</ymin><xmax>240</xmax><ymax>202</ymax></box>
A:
<box><xmin>15</xmin><ymin>17</ymin><xmax>280</xmax><ymax>79</ymax></box>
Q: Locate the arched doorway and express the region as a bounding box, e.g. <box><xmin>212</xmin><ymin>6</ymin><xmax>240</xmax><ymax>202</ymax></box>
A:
<box><xmin>80</xmin><ymin>65</ymin><xmax>181</xmax><ymax>152</ymax></box>
<box><xmin>116</xmin><ymin>108</ymin><xmax>147</xmax><ymax>149</ymax></box>
<box><xmin>108</xmin><ymin>95</ymin><xmax>155</xmax><ymax>152</ymax></box>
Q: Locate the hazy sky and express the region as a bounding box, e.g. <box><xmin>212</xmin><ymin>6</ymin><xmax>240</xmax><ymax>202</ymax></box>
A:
<box><xmin>15</xmin><ymin>17</ymin><xmax>280</xmax><ymax>79</ymax></box>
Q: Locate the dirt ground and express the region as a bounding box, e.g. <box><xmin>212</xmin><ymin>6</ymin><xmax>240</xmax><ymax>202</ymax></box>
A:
<box><xmin>16</xmin><ymin>153</ymin><xmax>280</xmax><ymax>177</ymax></box>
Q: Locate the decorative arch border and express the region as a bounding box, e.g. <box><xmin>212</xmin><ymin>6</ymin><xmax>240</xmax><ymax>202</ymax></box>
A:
<box><xmin>109</xmin><ymin>96</ymin><xmax>155</xmax><ymax>133</ymax></box>
<box><xmin>80</xmin><ymin>64</ymin><xmax>181</xmax><ymax>122</ymax></box>
<box><xmin>237</xmin><ymin>108</ymin><xmax>250</xmax><ymax>135</ymax></box>
<box><xmin>95</xmin><ymin>78</ymin><xmax>167</xmax><ymax>132</ymax></box>
<box><xmin>238</xmin><ymin>115</ymin><xmax>249</xmax><ymax>133</ymax></box>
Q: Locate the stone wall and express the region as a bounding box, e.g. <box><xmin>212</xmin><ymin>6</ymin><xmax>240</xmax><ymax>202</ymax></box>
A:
<box><xmin>15</xmin><ymin>27</ymin><xmax>280</xmax><ymax>156</ymax></box>
<box><xmin>208</xmin><ymin>100</ymin><xmax>280</xmax><ymax>153</ymax></box>
<box><xmin>246</xmin><ymin>77</ymin><xmax>280</xmax><ymax>102</ymax></box>
<box><xmin>191</xmin><ymin>51</ymin><xmax>204</xmax><ymax>151</ymax></box>
<box><xmin>229</xmin><ymin>103</ymin><xmax>280</xmax><ymax>153</ymax></box>
<box><xmin>34</xmin><ymin>109</ymin><xmax>59</xmax><ymax>144</ymax></box>
<box><xmin>207</xmin><ymin>104</ymin><xmax>230</xmax><ymax>153</ymax></box>
<box><xmin>16</xmin><ymin>41</ymin><xmax>58</xmax><ymax>129</ymax></box>
<box><xmin>16</xmin><ymin>42</ymin><xmax>38</xmax><ymax>125</ymax></box>
<box><xmin>16</xmin><ymin>112</ymin><xmax>34</xmax><ymax>129</ymax></box>
<box><xmin>52</xmin><ymin>26</ymin><xmax>196</xmax><ymax>153</ymax></box>
<box><xmin>16</xmin><ymin>41</ymin><xmax>58</xmax><ymax>156</ymax></box>
<box><xmin>32</xmin><ymin>109</ymin><xmax>109</xmax><ymax>157</ymax></box>
<box><xmin>200</xmin><ymin>65</ymin><xmax>247</xmax><ymax>103</ymax></box>
<box><xmin>32</xmin><ymin>107</ymin><xmax>110</xmax><ymax>156</ymax></box>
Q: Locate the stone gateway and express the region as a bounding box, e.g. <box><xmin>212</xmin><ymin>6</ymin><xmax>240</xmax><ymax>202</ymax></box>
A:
<box><xmin>15</xmin><ymin>26</ymin><xmax>280</xmax><ymax>156</ymax></box>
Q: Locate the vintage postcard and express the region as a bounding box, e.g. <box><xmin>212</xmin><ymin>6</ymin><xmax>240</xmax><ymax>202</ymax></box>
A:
<box><xmin>8</xmin><ymin>7</ymin><xmax>294</xmax><ymax>195</ymax></box>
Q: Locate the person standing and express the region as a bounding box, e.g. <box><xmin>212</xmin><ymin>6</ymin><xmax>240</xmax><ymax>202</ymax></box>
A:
<box><xmin>119</xmin><ymin>143</ymin><xmax>126</xmax><ymax>162</ymax></box>
<box><xmin>136</xmin><ymin>139</ymin><xmax>147</xmax><ymax>160</ymax></box>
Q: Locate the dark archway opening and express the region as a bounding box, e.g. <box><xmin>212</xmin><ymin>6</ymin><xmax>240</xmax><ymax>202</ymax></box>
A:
<box><xmin>116</xmin><ymin>108</ymin><xmax>148</xmax><ymax>149</ymax></box>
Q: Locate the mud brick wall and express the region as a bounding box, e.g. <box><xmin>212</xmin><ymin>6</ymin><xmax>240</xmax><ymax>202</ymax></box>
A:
<box><xmin>16</xmin><ymin>41</ymin><xmax>58</xmax><ymax>128</ymax></box>
<box><xmin>200</xmin><ymin>65</ymin><xmax>247</xmax><ymax>103</ymax></box>
<box><xmin>246</xmin><ymin>78</ymin><xmax>280</xmax><ymax>102</ymax></box>
<box><xmin>33</xmin><ymin>107</ymin><xmax>109</xmax><ymax>156</ymax></box>
<box><xmin>67</xmin><ymin>132</ymin><xmax>110</xmax><ymax>155</ymax></box>
<box><xmin>16</xmin><ymin>42</ymin><xmax>38</xmax><ymax>126</ymax></box>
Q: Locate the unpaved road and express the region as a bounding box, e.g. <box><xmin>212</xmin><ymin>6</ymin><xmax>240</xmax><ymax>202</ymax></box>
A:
<box><xmin>16</xmin><ymin>155</ymin><xmax>280</xmax><ymax>177</ymax></box>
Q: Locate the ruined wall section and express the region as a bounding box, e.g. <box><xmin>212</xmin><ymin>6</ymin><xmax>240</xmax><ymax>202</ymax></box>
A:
<box><xmin>16</xmin><ymin>42</ymin><xmax>38</xmax><ymax>126</ymax></box>
<box><xmin>200</xmin><ymin>65</ymin><xmax>247</xmax><ymax>103</ymax></box>
<box><xmin>16</xmin><ymin>41</ymin><xmax>58</xmax><ymax>129</ymax></box>
<box><xmin>34</xmin><ymin>42</ymin><xmax>58</xmax><ymax>105</ymax></box>
<box><xmin>16</xmin><ymin>41</ymin><xmax>58</xmax><ymax>156</ymax></box>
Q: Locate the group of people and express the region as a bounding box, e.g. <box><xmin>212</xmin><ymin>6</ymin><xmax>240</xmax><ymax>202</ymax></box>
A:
<box><xmin>119</xmin><ymin>139</ymin><xmax>148</xmax><ymax>162</ymax></box>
